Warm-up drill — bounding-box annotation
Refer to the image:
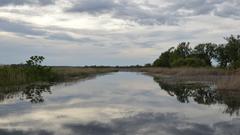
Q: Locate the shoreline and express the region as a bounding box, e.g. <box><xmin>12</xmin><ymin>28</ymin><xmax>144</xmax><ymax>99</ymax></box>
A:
<box><xmin>1</xmin><ymin>67</ymin><xmax>240</xmax><ymax>91</ymax></box>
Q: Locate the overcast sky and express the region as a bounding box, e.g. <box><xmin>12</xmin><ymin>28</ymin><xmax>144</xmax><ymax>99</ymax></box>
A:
<box><xmin>0</xmin><ymin>0</ymin><xmax>239</xmax><ymax>66</ymax></box>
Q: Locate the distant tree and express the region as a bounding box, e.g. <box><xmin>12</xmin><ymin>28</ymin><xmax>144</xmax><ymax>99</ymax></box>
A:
<box><xmin>215</xmin><ymin>44</ymin><xmax>230</xmax><ymax>68</ymax></box>
<box><xmin>152</xmin><ymin>35</ymin><xmax>240</xmax><ymax>68</ymax></box>
<box><xmin>144</xmin><ymin>63</ymin><xmax>152</xmax><ymax>67</ymax></box>
<box><xmin>224</xmin><ymin>35</ymin><xmax>240</xmax><ymax>68</ymax></box>
<box><xmin>192</xmin><ymin>43</ymin><xmax>217</xmax><ymax>66</ymax></box>
<box><xmin>153</xmin><ymin>47</ymin><xmax>173</xmax><ymax>67</ymax></box>
<box><xmin>153</xmin><ymin>50</ymin><xmax>171</xmax><ymax>67</ymax></box>
<box><xmin>171</xmin><ymin>58</ymin><xmax>207</xmax><ymax>67</ymax></box>
<box><xmin>25</xmin><ymin>56</ymin><xmax>53</xmax><ymax>81</ymax></box>
<box><xmin>153</xmin><ymin>43</ymin><xmax>192</xmax><ymax>67</ymax></box>
<box><xmin>174</xmin><ymin>42</ymin><xmax>191</xmax><ymax>59</ymax></box>
<box><xmin>26</xmin><ymin>56</ymin><xmax>45</xmax><ymax>67</ymax></box>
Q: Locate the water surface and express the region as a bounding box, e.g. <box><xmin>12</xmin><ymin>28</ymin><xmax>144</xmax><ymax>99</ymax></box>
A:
<box><xmin>0</xmin><ymin>72</ymin><xmax>239</xmax><ymax>135</ymax></box>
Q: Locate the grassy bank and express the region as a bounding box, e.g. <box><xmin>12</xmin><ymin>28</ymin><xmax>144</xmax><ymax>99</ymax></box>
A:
<box><xmin>0</xmin><ymin>66</ymin><xmax>118</xmax><ymax>86</ymax></box>
<box><xmin>122</xmin><ymin>67</ymin><xmax>235</xmax><ymax>76</ymax></box>
<box><xmin>52</xmin><ymin>67</ymin><xmax>118</xmax><ymax>82</ymax></box>
<box><xmin>121</xmin><ymin>67</ymin><xmax>240</xmax><ymax>90</ymax></box>
<box><xmin>1</xmin><ymin>64</ymin><xmax>240</xmax><ymax>90</ymax></box>
<box><xmin>0</xmin><ymin>66</ymin><xmax>118</xmax><ymax>103</ymax></box>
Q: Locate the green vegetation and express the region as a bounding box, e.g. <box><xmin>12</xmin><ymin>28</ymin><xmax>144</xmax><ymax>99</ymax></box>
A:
<box><xmin>0</xmin><ymin>56</ymin><xmax>118</xmax><ymax>86</ymax></box>
<box><xmin>0</xmin><ymin>56</ymin><xmax>56</xmax><ymax>86</ymax></box>
<box><xmin>52</xmin><ymin>67</ymin><xmax>118</xmax><ymax>82</ymax></box>
<box><xmin>124</xmin><ymin>67</ymin><xmax>240</xmax><ymax>91</ymax></box>
<box><xmin>153</xmin><ymin>35</ymin><xmax>240</xmax><ymax>69</ymax></box>
<box><xmin>24</xmin><ymin>56</ymin><xmax>57</xmax><ymax>82</ymax></box>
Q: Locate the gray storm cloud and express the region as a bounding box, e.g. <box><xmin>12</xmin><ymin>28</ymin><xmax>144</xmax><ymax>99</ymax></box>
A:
<box><xmin>0</xmin><ymin>0</ymin><xmax>240</xmax><ymax>65</ymax></box>
<box><xmin>0</xmin><ymin>0</ymin><xmax>55</xmax><ymax>6</ymax></box>
<box><xmin>66</xmin><ymin>0</ymin><xmax>240</xmax><ymax>25</ymax></box>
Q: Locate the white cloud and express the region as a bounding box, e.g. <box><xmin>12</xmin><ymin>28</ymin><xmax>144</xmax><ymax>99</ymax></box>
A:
<box><xmin>0</xmin><ymin>0</ymin><xmax>239</xmax><ymax>65</ymax></box>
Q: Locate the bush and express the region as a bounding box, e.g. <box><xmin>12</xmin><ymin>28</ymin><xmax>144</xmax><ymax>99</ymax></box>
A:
<box><xmin>144</xmin><ymin>63</ymin><xmax>152</xmax><ymax>67</ymax></box>
<box><xmin>153</xmin><ymin>51</ymin><xmax>171</xmax><ymax>67</ymax></box>
<box><xmin>230</xmin><ymin>60</ymin><xmax>240</xmax><ymax>69</ymax></box>
<box><xmin>0</xmin><ymin>56</ymin><xmax>57</xmax><ymax>86</ymax></box>
<box><xmin>171</xmin><ymin>58</ymin><xmax>207</xmax><ymax>67</ymax></box>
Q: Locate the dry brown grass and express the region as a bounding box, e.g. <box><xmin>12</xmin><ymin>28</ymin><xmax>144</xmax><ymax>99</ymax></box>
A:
<box><xmin>122</xmin><ymin>67</ymin><xmax>240</xmax><ymax>87</ymax></box>
<box><xmin>54</xmin><ymin>67</ymin><xmax>118</xmax><ymax>74</ymax></box>
<box><xmin>53</xmin><ymin>67</ymin><xmax>118</xmax><ymax>81</ymax></box>
<box><xmin>124</xmin><ymin>67</ymin><xmax>232</xmax><ymax>76</ymax></box>
<box><xmin>217</xmin><ymin>76</ymin><xmax>240</xmax><ymax>90</ymax></box>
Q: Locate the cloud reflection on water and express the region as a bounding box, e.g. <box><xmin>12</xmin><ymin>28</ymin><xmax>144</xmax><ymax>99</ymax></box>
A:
<box><xmin>0</xmin><ymin>72</ymin><xmax>239</xmax><ymax>135</ymax></box>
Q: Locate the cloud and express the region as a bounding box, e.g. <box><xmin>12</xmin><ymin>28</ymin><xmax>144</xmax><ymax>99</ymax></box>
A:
<box><xmin>66</xmin><ymin>0</ymin><xmax>180</xmax><ymax>25</ymax></box>
<box><xmin>67</xmin><ymin>0</ymin><xmax>116</xmax><ymax>14</ymax></box>
<box><xmin>0</xmin><ymin>0</ymin><xmax>55</xmax><ymax>6</ymax></box>
<box><xmin>0</xmin><ymin>19</ymin><xmax>46</xmax><ymax>36</ymax></box>
<box><xmin>66</xmin><ymin>0</ymin><xmax>240</xmax><ymax>25</ymax></box>
<box><xmin>64</xmin><ymin>112</ymin><xmax>240</xmax><ymax>135</ymax></box>
<box><xmin>0</xmin><ymin>0</ymin><xmax>240</xmax><ymax>65</ymax></box>
<box><xmin>214</xmin><ymin>0</ymin><xmax>240</xmax><ymax>20</ymax></box>
<box><xmin>0</xmin><ymin>18</ymin><xmax>97</xmax><ymax>44</ymax></box>
<box><xmin>0</xmin><ymin>129</ymin><xmax>53</xmax><ymax>135</ymax></box>
<box><xmin>47</xmin><ymin>33</ymin><xmax>97</xmax><ymax>43</ymax></box>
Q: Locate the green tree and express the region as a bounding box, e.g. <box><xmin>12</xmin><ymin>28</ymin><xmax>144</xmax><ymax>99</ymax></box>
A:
<box><xmin>215</xmin><ymin>44</ymin><xmax>230</xmax><ymax>68</ymax></box>
<box><xmin>174</xmin><ymin>42</ymin><xmax>191</xmax><ymax>59</ymax></box>
<box><xmin>144</xmin><ymin>63</ymin><xmax>152</xmax><ymax>67</ymax></box>
<box><xmin>171</xmin><ymin>58</ymin><xmax>207</xmax><ymax>67</ymax></box>
<box><xmin>26</xmin><ymin>56</ymin><xmax>45</xmax><ymax>67</ymax></box>
<box><xmin>224</xmin><ymin>35</ymin><xmax>240</xmax><ymax>68</ymax></box>
<box><xmin>192</xmin><ymin>43</ymin><xmax>217</xmax><ymax>66</ymax></box>
<box><xmin>25</xmin><ymin>56</ymin><xmax>53</xmax><ymax>81</ymax></box>
<box><xmin>153</xmin><ymin>51</ymin><xmax>171</xmax><ymax>67</ymax></box>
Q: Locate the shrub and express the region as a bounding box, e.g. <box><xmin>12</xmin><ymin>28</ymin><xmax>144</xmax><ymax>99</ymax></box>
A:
<box><xmin>171</xmin><ymin>58</ymin><xmax>207</xmax><ymax>67</ymax></box>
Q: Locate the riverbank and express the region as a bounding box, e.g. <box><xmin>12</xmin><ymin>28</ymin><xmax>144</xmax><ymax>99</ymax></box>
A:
<box><xmin>0</xmin><ymin>66</ymin><xmax>118</xmax><ymax>86</ymax></box>
<box><xmin>53</xmin><ymin>67</ymin><xmax>118</xmax><ymax>82</ymax></box>
<box><xmin>121</xmin><ymin>67</ymin><xmax>240</xmax><ymax>90</ymax></box>
<box><xmin>1</xmin><ymin>66</ymin><xmax>240</xmax><ymax>90</ymax></box>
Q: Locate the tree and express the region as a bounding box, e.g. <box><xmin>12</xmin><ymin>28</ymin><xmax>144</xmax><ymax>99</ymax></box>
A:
<box><xmin>26</xmin><ymin>56</ymin><xmax>45</xmax><ymax>67</ymax></box>
<box><xmin>152</xmin><ymin>35</ymin><xmax>240</xmax><ymax>68</ymax></box>
<box><xmin>153</xmin><ymin>51</ymin><xmax>171</xmax><ymax>67</ymax></box>
<box><xmin>171</xmin><ymin>58</ymin><xmax>207</xmax><ymax>67</ymax></box>
<box><xmin>25</xmin><ymin>56</ymin><xmax>53</xmax><ymax>81</ymax></box>
<box><xmin>192</xmin><ymin>43</ymin><xmax>217</xmax><ymax>66</ymax></box>
<box><xmin>215</xmin><ymin>44</ymin><xmax>230</xmax><ymax>68</ymax></box>
<box><xmin>224</xmin><ymin>35</ymin><xmax>240</xmax><ymax>68</ymax></box>
<box><xmin>174</xmin><ymin>42</ymin><xmax>191</xmax><ymax>59</ymax></box>
<box><xmin>144</xmin><ymin>63</ymin><xmax>152</xmax><ymax>67</ymax></box>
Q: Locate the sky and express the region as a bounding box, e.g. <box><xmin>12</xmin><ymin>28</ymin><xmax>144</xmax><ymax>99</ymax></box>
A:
<box><xmin>0</xmin><ymin>0</ymin><xmax>240</xmax><ymax>66</ymax></box>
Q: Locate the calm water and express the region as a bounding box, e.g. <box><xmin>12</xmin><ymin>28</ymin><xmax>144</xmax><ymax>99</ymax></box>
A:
<box><xmin>0</xmin><ymin>72</ymin><xmax>239</xmax><ymax>135</ymax></box>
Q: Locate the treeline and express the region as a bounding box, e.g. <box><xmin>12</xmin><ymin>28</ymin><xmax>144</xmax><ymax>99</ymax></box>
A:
<box><xmin>153</xmin><ymin>35</ymin><xmax>240</xmax><ymax>69</ymax></box>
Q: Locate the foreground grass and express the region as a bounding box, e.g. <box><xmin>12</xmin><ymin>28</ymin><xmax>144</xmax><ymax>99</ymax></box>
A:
<box><xmin>0</xmin><ymin>66</ymin><xmax>118</xmax><ymax>86</ymax></box>
<box><xmin>0</xmin><ymin>66</ymin><xmax>28</xmax><ymax>86</ymax></box>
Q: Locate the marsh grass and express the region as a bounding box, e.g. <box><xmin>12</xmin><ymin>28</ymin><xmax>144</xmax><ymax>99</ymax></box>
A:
<box><xmin>125</xmin><ymin>67</ymin><xmax>240</xmax><ymax>90</ymax></box>
<box><xmin>0</xmin><ymin>66</ymin><xmax>28</xmax><ymax>86</ymax></box>
<box><xmin>1</xmin><ymin>65</ymin><xmax>240</xmax><ymax>90</ymax></box>
<box><xmin>125</xmin><ymin>67</ymin><xmax>232</xmax><ymax>76</ymax></box>
<box><xmin>53</xmin><ymin>67</ymin><xmax>118</xmax><ymax>81</ymax></box>
<box><xmin>217</xmin><ymin>76</ymin><xmax>240</xmax><ymax>90</ymax></box>
<box><xmin>0</xmin><ymin>66</ymin><xmax>118</xmax><ymax>86</ymax></box>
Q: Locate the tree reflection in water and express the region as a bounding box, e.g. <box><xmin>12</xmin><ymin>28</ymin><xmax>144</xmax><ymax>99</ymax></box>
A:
<box><xmin>0</xmin><ymin>84</ymin><xmax>51</xmax><ymax>103</ymax></box>
<box><xmin>0</xmin><ymin>76</ymin><xmax>239</xmax><ymax>116</ymax></box>
<box><xmin>154</xmin><ymin>77</ymin><xmax>240</xmax><ymax>116</ymax></box>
